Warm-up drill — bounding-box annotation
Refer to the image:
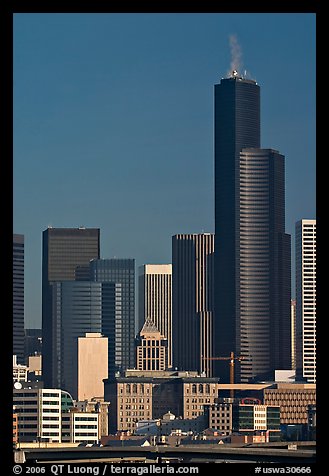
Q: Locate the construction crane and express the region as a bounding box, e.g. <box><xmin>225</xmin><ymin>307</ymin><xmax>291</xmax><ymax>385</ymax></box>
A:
<box><xmin>202</xmin><ymin>352</ymin><xmax>245</xmax><ymax>398</ymax></box>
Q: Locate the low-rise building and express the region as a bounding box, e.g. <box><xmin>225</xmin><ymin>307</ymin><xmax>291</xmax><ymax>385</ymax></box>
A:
<box><xmin>13</xmin><ymin>388</ymin><xmax>72</xmax><ymax>443</ymax></box>
<box><xmin>76</xmin><ymin>398</ymin><xmax>110</xmax><ymax>439</ymax></box>
<box><xmin>61</xmin><ymin>410</ymin><xmax>98</xmax><ymax>444</ymax></box>
<box><xmin>104</xmin><ymin>369</ymin><xmax>220</xmax><ymax>434</ymax></box>
<box><xmin>263</xmin><ymin>383</ymin><xmax>316</xmax><ymax>424</ymax></box>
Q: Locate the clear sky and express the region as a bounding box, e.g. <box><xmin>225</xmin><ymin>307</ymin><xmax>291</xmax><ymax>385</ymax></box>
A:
<box><xmin>13</xmin><ymin>13</ymin><xmax>316</xmax><ymax>329</ymax></box>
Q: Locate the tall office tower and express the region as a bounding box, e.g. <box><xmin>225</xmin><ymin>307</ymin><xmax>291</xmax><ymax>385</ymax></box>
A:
<box><xmin>214</xmin><ymin>72</ymin><xmax>260</xmax><ymax>382</ymax></box>
<box><xmin>13</xmin><ymin>234</ymin><xmax>25</xmax><ymax>364</ymax></box>
<box><xmin>214</xmin><ymin>71</ymin><xmax>291</xmax><ymax>382</ymax></box>
<box><xmin>237</xmin><ymin>148</ymin><xmax>291</xmax><ymax>381</ymax></box>
<box><xmin>89</xmin><ymin>259</ymin><xmax>135</xmax><ymax>372</ymax></box>
<box><xmin>42</xmin><ymin>227</ymin><xmax>100</xmax><ymax>387</ymax></box>
<box><xmin>172</xmin><ymin>233</ymin><xmax>214</xmax><ymax>377</ymax></box>
<box><xmin>52</xmin><ymin>281</ymin><xmax>115</xmax><ymax>398</ymax></box>
<box><xmin>138</xmin><ymin>264</ymin><xmax>172</xmax><ymax>369</ymax></box>
<box><xmin>296</xmin><ymin>220</ymin><xmax>316</xmax><ymax>383</ymax></box>
<box><xmin>291</xmin><ymin>300</ymin><xmax>297</xmax><ymax>370</ymax></box>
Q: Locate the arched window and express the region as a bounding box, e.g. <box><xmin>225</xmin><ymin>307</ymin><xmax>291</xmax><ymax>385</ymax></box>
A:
<box><xmin>205</xmin><ymin>384</ymin><xmax>210</xmax><ymax>394</ymax></box>
<box><xmin>126</xmin><ymin>384</ymin><xmax>131</xmax><ymax>394</ymax></box>
<box><xmin>192</xmin><ymin>384</ymin><xmax>197</xmax><ymax>394</ymax></box>
<box><xmin>199</xmin><ymin>384</ymin><xmax>203</xmax><ymax>393</ymax></box>
<box><xmin>133</xmin><ymin>384</ymin><xmax>138</xmax><ymax>394</ymax></box>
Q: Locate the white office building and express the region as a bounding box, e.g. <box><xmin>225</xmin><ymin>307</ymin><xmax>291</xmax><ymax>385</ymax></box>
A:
<box><xmin>296</xmin><ymin>219</ymin><xmax>316</xmax><ymax>383</ymax></box>
<box><xmin>13</xmin><ymin>388</ymin><xmax>98</xmax><ymax>443</ymax></box>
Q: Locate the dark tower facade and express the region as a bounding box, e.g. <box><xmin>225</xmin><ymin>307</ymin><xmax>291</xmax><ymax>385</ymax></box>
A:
<box><xmin>238</xmin><ymin>148</ymin><xmax>291</xmax><ymax>381</ymax></box>
<box><xmin>214</xmin><ymin>73</ymin><xmax>291</xmax><ymax>382</ymax></box>
<box><xmin>89</xmin><ymin>259</ymin><xmax>136</xmax><ymax>372</ymax></box>
<box><xmin>42</xmin><ymin>227</ymin><xmax>100</xmax><ymax>387</ymax></box>
<box><xmin>214</xmin><ymin>75</ymin><xmax>260</xmax><ymax>381</ymax></box>
<box><xmin>172</xmin><ymin>234</ymin><xmax>214</xmax><ymax>376</ymax></box>
<box><xmin>13</xmin><ymin>234</ymin><xmax>25</xmax><ymax>364</ymax></box>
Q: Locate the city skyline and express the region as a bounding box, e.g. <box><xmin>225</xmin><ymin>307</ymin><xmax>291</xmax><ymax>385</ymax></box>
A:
<box><xmin>13</xmin><ymin>13</ymin><xmax>316</xmax><ymax>329</ymax></box>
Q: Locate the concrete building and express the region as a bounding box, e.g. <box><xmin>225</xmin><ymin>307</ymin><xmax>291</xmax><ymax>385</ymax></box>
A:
<box><xmin>204</xmin><ymin>399</ymin><xmax>280</xmax><ymax>440</ymax></box>
<box><xmin>296</xmin><ymin>219</ymin><xmax>316</xmax><ymax>383</ymax></box>
<box><xmin>263</xmin><ymin>382</ymin><xmax>316</xmax><ymax>425</ymax></box>
<box><xmin>203</xmin><ymin>398</ymin><xmax>233</xmax><ymax>435</ymax></box>
<box><xmin>61</xmin><ymin>411</ymin><xmax>99</xmax><ymax>444</ymax></box>
<box><xmin>89</xmin><ymin>258</ymin><xmax>136</xmax><ymax>373</ymax></box>
<box><xmin>135</xmin><ymin>319</ymin><xmax>168</xmax><ymax>371</ymax></box>
<box><xmin>13</xmin><ymin>388</ymin><xmax>74</xmax><ymax>443</ymax></box>
<box><xmin>172</xmin><ymin>234</ymin><xmax>214</xmax><ymax>376</ymax></box>
<box><xmin>78</xmin><ymin>333</ymin><xmax>108</xmax><ymax>401</ymax></box>
<box><xmin>214</xmin><ymin>72</ymin><xmax>291</xmax><ymax>383</ymax></box>
<box><xmin>138</xmin><ymin>264</ymin><xmax>172</xmax><ymax>368</ymax></box>
<box><xmin>42</xmin><ymin>227</ymin><xmax>100</xmax><ymax>387</ymax></box>
<box><xmin>104</xmin><ymin>369</ymin><xmax>220</xmax><ymax>434</ymax></box>
<box><xmin>76</xmin><ymin>398</ymin><xmax>110</xmax><ymax>439</ymax></box>
<box><xmin>13</xmin><ymin>234</ymin><xmax>25</xmax><ymax>364</ymax></box>
<box><xmin>13</xmin><ymin>388</ymin><xmax>103</xmax><ymax>444</ymax></box>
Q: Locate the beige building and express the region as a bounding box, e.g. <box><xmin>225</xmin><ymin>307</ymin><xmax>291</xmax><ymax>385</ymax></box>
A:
<box><xmin>28</xmin><ymin>354</ymin><xmax>42</xmax><ymax>376</ymax></box>
<box><xmin>78</xmin><ymin>333</ymin><xmax>108</xmax><ymax>401</ymax></box>
<box><xmin>138</xmin><ymin>264</ymin><xmax>172</xmax><ymax>369</ymax></box>
<box><xmin>104</xmin><ymin>369</ymin><xmax>220</xmax><ymax>434</ymax></box>
<box><xmin>136</xmin><ymin>318</ymin><xmax>168</xmax><ymax>371</ymax></box>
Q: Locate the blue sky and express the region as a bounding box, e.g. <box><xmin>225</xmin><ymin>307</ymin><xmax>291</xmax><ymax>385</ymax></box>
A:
<box><xmin>13</xmin><ymin>13</ymin><xmax>316</xmax><ymax>329</ymax></box>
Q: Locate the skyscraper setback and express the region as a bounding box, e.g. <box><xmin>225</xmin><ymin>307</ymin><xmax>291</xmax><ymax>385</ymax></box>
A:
<box><xmin>214</xmin><ymin>72</ymin><xmax>291</xmax><ymax>382</ymax></box>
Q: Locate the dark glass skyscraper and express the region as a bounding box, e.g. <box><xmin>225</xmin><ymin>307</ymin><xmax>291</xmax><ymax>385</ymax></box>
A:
<box><xmin>13</xmin><ymin>234</ymin><xmax>25</xmax><ymax>364</ymax></box>
<box><xmin>172</xmin><ymin>234</ymin><xmax>214</xmax><ymax>376</ymax></box>
<box><xmin>89</xmin><ymin>259</ymin><xmax>135</xmax><ymax>372</ymax></box>
<box><xmin>214</xmin><ymin>73</ymin><xmax>291</xmax><ymax>382</ymax></box>
<box><xmin>51</xmin><ymin>280</ymin><xmax>118</xmax><ymax>399</ymax></box>
<box><xmin>42</xmin><ymin>227</ymin><xmax>100</xmax><ymax>387</ymax></box>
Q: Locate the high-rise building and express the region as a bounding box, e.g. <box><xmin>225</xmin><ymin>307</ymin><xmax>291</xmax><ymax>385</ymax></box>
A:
<box><xmin>13</xmin><ymin>234</ymin><xmax>25</xmax><ymax>364</ymax></box>
<box><xmin>296</xmin><ymin>219</ymin><xmax>316</xmax><ymax>383</ymax></box>
<box><xmin>135</xmin><ymin>318</ymin><xmax>168</xmax><ymax>371</ymax></box>
<box><xmin>89</xmin><ymin>259</ymin><xmax>135</xmax><ymax>372</ymax></box>
<box><xmin>42</xmin><ymin>227</ymin><xmax>100</xmax><ymax>387</ymax></box>
<box><xmin>172</xmin><ymin>233</ymin><xmax>214</xmax><ymax>376</ymax></box>
<box><xmin>214</xmin><ymin>72</ymin><xmax>291</xmax><ymax>382</ymax></box>
<box><xmin>138</xmin><ymin>264</ymin><xmax>172</xmax><ymax>368</ymax></box>
<box><xmin>51</xmin><ymin>280</ymin><xmax>116</xmax><ymax>399</ymax></box>
<box><xmin>237</xmin><ymin>148</ymin><xmax>291</xmax><ymax>381</ymax></box>
<box><xmin>77</xmin><ymin>333</ymin><xmax>108</xmax><ymax>401</ymax></box>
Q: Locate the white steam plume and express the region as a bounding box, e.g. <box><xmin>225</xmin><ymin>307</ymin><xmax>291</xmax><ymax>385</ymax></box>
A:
<box><xmin>229</xmin><ymin>34</ymin><xmax>243</xmax><ymax>75</ymax></box>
